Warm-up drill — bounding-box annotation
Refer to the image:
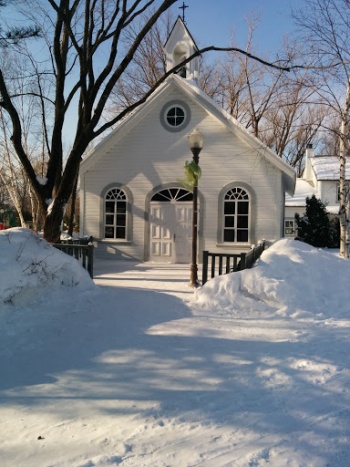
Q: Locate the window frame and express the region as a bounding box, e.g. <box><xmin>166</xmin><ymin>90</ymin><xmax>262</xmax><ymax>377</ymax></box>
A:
<box><xmin>104</xmin><ymin>188</ymin><xmax>127</xmax><ymax>240</ymax></box>
<box><xmin>165</xmin><ymin>106</ymin><xmax>186</xmax><ymax>127</ymax></box>
<box><xmin>223</xmin><ymin>187</ymin><xmax>250</xmax><ymax>243</ymax></box>
<box><xmin>151</xmin><ymin>187</ymin><xmax>193</xmax><ymax>202</ymax></box>
<box><xmin>160</xmin><ymin>100</ymin><xmax>191</xmax><ymax>133</ymax></box>
<box><xmin>100</xmin><ymin>184</ymin><xmax>133</xmax><ymax>242</ymax></box>
<box><xmin>284</xmin><ymin>218</ymin><xmax>296</xmax><ymax>236</ymax></box>
<box><xmin>217</xmin><ymin>183</ymin><xmax>255</xmax><ymax>246</ymax></box>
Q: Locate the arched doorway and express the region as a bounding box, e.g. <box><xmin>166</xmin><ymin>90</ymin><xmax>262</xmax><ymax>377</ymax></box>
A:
<box><xmin>149</xmin><ymin>187</ymin><xmax>193</xmax><ymax>263</ymax></box>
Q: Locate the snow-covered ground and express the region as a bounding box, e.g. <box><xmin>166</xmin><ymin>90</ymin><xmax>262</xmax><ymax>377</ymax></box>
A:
<box><xmin>1</xmin><ymin>228</ymin><xmax>350</xmax><ymax>467</ymax></box>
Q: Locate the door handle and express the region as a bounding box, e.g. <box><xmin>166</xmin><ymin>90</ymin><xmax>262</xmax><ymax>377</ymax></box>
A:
<box><xmin>173</xmin><ymin>233</ymin><xmax>176</xmax><ymax>241</ymax></box>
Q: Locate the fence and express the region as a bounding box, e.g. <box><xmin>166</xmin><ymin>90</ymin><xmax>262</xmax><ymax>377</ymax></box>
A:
<box><xmin>53</xmin><ymin>237</ymin><xmax>94</xmax><ymax>278</ymax></box>
<box><xmin>202</xmin><ymin>241</ymin><xmax>265</xmax><ymax>285</ymax></box>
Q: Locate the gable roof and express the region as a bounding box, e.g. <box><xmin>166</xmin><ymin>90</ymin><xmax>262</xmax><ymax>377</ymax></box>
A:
<box><xmin>81</xmin><ymin>74</ymin><xmax>295</xmax><ymax>194</ymax></box>
<box><xmin>179</xmin><ymin>77</ymin><xmax>295</xmax><ymax>193</ymax></box>
<box><xmin>311</xmin><ymin>156</ymin><xmax>350</xmax><ymax>180</ymax></box>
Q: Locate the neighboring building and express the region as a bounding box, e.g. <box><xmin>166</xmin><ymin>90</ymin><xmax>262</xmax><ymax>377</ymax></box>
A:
<box><xmin>79</xmin><ymin>17</ymin><xmax>295</xmax><ymax>263</ymax></box>
<box><xmin>285</xmin><ymin>145</ymin><xmax>350</xmax><ymax>236</ymax></box>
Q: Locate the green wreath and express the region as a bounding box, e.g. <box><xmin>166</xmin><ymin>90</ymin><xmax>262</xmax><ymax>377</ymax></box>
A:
<box><xmin>183</xmin><ymin>160</ymin><xmax>202</xmax><ymax>186</ymax></box>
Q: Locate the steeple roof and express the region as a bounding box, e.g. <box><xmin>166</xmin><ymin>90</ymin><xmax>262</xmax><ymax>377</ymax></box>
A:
<box><xmin>164</xmin><ymin>16</ymin><xmax>198</xmax><ymax>51</ymax></box>
<box><xmin>163</xmin><ymin>16</ymin><xmax>199</xmax><ymax>79</ymax></box>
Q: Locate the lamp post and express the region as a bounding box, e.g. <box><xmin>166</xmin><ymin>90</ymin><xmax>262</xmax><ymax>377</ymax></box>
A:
<box><xmin>188</xmin><ymin>128</ymin><xmax>204</xmax><ymax>287</ymax></box>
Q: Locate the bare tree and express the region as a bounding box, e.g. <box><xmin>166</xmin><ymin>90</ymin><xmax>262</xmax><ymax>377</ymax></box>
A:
<box><xmin>111</xmin><ymin>10</ymin><xmax>320</xmax><ymax>171</ymax></box>
<box><xmin>0</xmin><ymin>1</ymin><xmax>295</xmax><ymax>244</ymax></box>
<box><xmin>108</xmin><ymin>10</ymin><xmax>173</xmax><ymax>112</ymax></box>
<box><xmin>108</xmin><ymin>9</ymin><xmax>223</xmax><ymax>113</ymax></box>
<box><xmin>213</xmin><ymin>14</ymin><xmax>285</xmax><ymax>135</ymax></box>
<box><xmin>213</xmin><ymin>46</ymin><xmax>253</xmax><ymax>123</ymax></box>
<box><xmin>0</xmin><ymin>109</ymin><xmax>27</xmax><ymax>226</ymax></box>
<box><xmin>0</xmin><ymin>0</ymin><xmax>40</xmax><ymax>46</ymax></box>
<box><xmin>239</xmin><ymin>33</ymin><xmax>285</xmax><ymax>138</ymax></box>
<box><xmin>0</xmin><ymin>49</ymin><xmax>48</xmax><ymax>228</ymax></box>
<box><xmin>206</xmin><ymin>16</ymin><xmax>324</xmax><ymax>175</ymax></box>
<box><xmin>261</xmin><ymin>62</ymin><xmax>327</xmax><ymax>172</ymax></box>
<box><xmin>293</xmin><ymin>0</ymin><xmax>350</xmax><ymax>257</ymax></box>
<box><xmin>0</xmin><ymin>0</ymin><xmax>180</xmax><ymax>243</ymax></box>
<box><xmin>318</xmin><ymin>116</ymin><xmax>341</xmax><ymax>155</ymax></box>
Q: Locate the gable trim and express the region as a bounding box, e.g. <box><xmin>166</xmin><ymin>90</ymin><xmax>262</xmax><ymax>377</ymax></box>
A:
<box><xmin>81</xmin><ymin>74</ymin><xmax>295</xmax><ymax>196</ymax></box>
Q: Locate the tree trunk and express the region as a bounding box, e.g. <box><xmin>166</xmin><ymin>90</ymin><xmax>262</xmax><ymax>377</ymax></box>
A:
<box><xmin>28</xmin><ymin>185</ymin><xmax>41</xmax><ymax>231</ymax></box>
<box><xmin>43</xmin><ymin>200</ymin><xmax>65</xmax><ymax>243</ymax></box>
<box><xmin>339</xmin><ymin>82</ymin><xmax>350</xmax><ymax>258</ymax></box>
<box><xmin>42</xmin><ymin>150</ymin><xmax>82</xmax><ymax>243</ymax></box>
<box><xmin>68</xmin><ymin>171</ymin><xmax>78</xmax><ymax>236</ymax></box>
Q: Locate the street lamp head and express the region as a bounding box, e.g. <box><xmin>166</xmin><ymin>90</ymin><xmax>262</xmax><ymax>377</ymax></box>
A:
<box><xmin>188</xmin><ymin>128</ymin><xmax>204</xmax><ymax>151</ymax></box>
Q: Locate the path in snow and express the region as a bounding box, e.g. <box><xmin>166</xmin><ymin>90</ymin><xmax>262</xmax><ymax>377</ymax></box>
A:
<box><xmin>1</xmin><ymin>253</ymin><xmax>350</xmax><ymax>466</ymax></box>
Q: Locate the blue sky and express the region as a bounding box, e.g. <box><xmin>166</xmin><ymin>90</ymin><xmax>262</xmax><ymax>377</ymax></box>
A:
<box><xmin>173</xmin><ymin>0</ymin><xmax>304</xmax><ymax>55</ymax></box>
<box><xmin>1</xmin><ymin>0</ymin><xmax>307</xmax><ymax>149</ymax></box>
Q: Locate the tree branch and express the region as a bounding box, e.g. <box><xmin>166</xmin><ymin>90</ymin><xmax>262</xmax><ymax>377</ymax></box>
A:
<box><xmin>0</xmin><ymin>70</ymin><xmax>42</xmax><ymax>199</ymax></box>
<box><xmin>93</xmin><ymin>45</ymin><xmax>296</xmax><ymax>138</ymax></box>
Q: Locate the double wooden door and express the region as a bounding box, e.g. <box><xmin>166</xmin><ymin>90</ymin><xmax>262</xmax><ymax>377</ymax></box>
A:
<box><xmin>150</xmin><ymin>202</ymin><xmax>193</xmax><ymax>263</ymax></box>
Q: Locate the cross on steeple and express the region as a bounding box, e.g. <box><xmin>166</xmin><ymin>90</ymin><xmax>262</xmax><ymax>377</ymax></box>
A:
<box><xmin>179</xmin><ymin>1</ymin><xmax>189</xmax><ymax>23</ymax></box>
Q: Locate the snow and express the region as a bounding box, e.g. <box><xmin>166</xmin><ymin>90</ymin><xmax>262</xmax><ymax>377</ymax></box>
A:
<box><xmin>285</xmin><ymin>179</ymin><xmax>316</xmax><ymax>207</ymax></box>
<box><xmin>1</xmin><ymin>229</ymin><xmax>350</xmax><ymax>466</ymax></box>
<box><xmin>36</xmin><ymin>176</ymin><xmax>48</xmax><ymax>186</ymax></box>
<box><xmin>311</xmin><ymin>156</ymin><xmax>350</xmax><ymax>180</ymax></box>
<box><xmin>0</xmin><ymin>228</ymin><xmax>93</xmax><ymax>305</ymax></box>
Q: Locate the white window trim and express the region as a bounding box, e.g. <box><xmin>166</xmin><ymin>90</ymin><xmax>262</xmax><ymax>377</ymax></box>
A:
<box><xmin>160</xmin><ymin>100</ymin><xmax>191</xmax><ymax>133</ymax></box>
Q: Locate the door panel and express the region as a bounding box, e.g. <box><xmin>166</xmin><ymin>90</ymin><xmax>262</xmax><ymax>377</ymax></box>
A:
<box><xmin>149</xmin><ymin>201</ymin><xmax>194</xmax><ymax>263</ymax></box>
<box><xmin>150</xmin><ymin>204</ymin><xmax>173</xmax><ymax>261</ymax></box>
<box><xmin>174</xmin><ymin>204</ymin><xmax>192</xmax><ymax>263</ymax></box>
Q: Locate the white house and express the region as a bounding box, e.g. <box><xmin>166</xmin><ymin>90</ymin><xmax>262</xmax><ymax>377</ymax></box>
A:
<box><xmin>79</xmin><ymin>17</ymin><xmax>295</xmax><ymax>263</ymax></box>
<box><xmin>285</xmin><ymin>144</ymin><xmax>350</xmax><ymax>236</ymax></box>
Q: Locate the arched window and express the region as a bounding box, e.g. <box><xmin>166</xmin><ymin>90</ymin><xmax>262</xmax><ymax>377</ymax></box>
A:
<box><xmin>151</xmin><ymin>187</ymin><xmax>193</xmax><ymax>202</ymax></box>
<box><xmin>104</xmin><ymin>188</ymin><xmax>127</xmax><ymax>239</ymax></box>
<box><xmin>223</xmin><ymin>187</ymin><xmax>250</xmax><ymax>243</ymax></box>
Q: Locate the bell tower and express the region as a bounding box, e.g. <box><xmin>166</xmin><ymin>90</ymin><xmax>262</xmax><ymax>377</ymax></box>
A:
<box><xmin>164</xmin><ymin>17</ymin><xmax>199</xmax><ymax>80</ymax></box>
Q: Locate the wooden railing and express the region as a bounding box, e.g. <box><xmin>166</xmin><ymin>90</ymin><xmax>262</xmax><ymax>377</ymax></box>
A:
<box><xmin>53</xmin><ymin>237</ymin><xmax>94</xmax><ymax>278</ymax></box>
<box><xmin>202</xmin><ymin>241</ymin><xmax>265</xmax><ymax>285</ymax></box>
<box><xmin>243</xmin><ymin>241</ymin><xmax>266</xmax><ymax>270</ymax></box>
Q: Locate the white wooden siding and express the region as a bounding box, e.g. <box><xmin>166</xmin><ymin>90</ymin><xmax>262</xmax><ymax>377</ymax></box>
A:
<box><xmin>82</xmin><ymin>87</ymin><xmax>286</xmax><ymax>260</ymax></box>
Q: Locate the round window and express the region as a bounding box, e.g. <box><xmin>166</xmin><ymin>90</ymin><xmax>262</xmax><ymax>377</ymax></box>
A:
<box><xmin>166</xmin><ymin>106</ymin><xmax>185</xmax><ymax>127</ymax></box>
<box><xmin>160</xmin><ymin>100</ymin><xmax>191</xmax><ymax>132</ymax></box>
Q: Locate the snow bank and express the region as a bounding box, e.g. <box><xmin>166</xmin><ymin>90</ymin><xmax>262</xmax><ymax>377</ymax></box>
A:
<box><xmin>1</xmin><ymin>235</ymin><xmax>350</xmax><ymax>466</ymax></box>
<box><xmin>0</xmin><ymin>228</ymin><xmax>94</xmax><ymax>306</ymax></box>
<box><xmin>195</xmin><ymin>238</ymin><xmax>350</xmax><ymax>318</ymax></box>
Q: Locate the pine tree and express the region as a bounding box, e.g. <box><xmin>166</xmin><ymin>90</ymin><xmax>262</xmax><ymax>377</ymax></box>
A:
<box><xmin>329</xmin><ymin>216</ymin><xmax>341</xmax><ymax>248</ymax></box>
<box><xmin>295</xmin><ymin>195</ymin><xmax>334</xmax><ymax>247</ymax></box>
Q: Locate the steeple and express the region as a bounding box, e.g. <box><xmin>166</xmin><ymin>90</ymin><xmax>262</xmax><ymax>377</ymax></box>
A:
<box><xmin>163</xmin><ymin>16</ymin><xmax>199</xmax><ymax>80</ymax></box>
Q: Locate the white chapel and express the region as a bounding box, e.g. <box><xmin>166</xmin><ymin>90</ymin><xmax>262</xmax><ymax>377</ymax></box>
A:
<box><xmin>79</xmin><ymin>17</ymin><xmax>295</xmax><ymax>263</ymax></box>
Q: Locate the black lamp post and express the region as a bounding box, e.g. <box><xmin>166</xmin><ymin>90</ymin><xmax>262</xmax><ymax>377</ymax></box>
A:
<box><xmin>188</xmin><ymin>128</ymin><xmax>204</xmax><ymax>287</ymax></box>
